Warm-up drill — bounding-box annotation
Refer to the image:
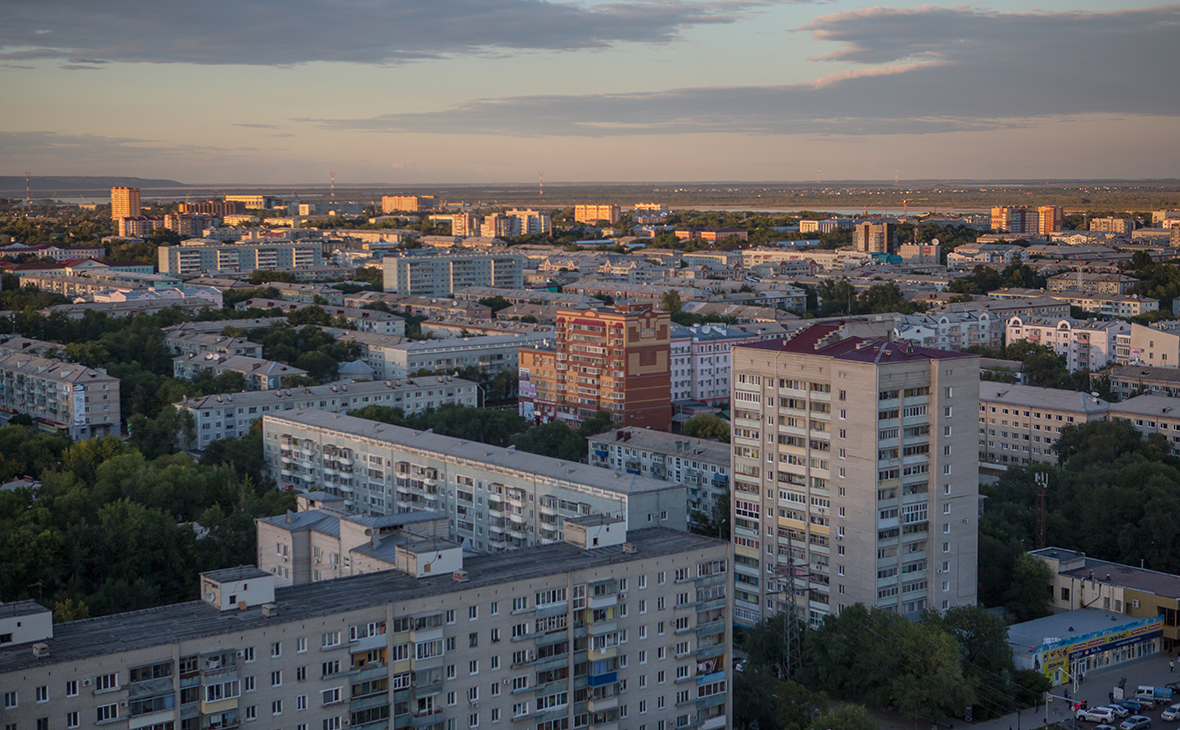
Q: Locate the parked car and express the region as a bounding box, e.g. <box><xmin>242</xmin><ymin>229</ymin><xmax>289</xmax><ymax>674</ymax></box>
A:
<box><xmin>1117</xmin><ymin>700</ymin><xmax>1153</xmax><ymax>714</ymax></box>
<box><xmin>1097</xmin><ymin>724</ymin><xmax>1118</xmax><ymax>730</ymax></box>
<box><xmin>1080</xmin><ymin>708</ymin><xmax>1118</xmax><ymax>723</ymax></box>
<box><xmin>1108</xmin><ymin>705</ymin><xmax>1132</xmax><ymax>719</ymax></box>
<box><xmin>1120</xmin><ymin>716</ymin><xmax>1152</xmax><ymax>730</ymax></box>
<box><xmin>1161</xmin><ymin>704</ymin><xmax>1180</xmax><ymax>722</ymax></box>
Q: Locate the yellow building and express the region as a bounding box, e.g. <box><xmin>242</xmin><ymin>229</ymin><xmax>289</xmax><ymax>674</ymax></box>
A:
<box><xmin>110</xmin><ymin>186</ymin><xmax>141</xmax><ymax>220</ymax></box>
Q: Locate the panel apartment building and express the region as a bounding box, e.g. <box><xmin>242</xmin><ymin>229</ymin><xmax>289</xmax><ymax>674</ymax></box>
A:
<box><xmin>0</xmin><ymin>352</ymin><xmax>121</xmax><ymax>439</ymax></box>
<box><xmin>0</xmin><ymin>526</ymin><xmax>732</xmax><ymax>730</ymax></box>
<box><xmin>335</xmin><ymin>331</ymin><xmax>551</xmax><ymax>380</ymax></box>
<box><xmin>978</xmin><ymin>381</ymin><xmax>1111</xmax><ymax>469</ymax></box>
<box><xmin>382</xmin><ymin>253</ymin><xmax>525</xmax><ymax>296</ymax></box>
<box><xmin>158</xmin><ymin>240</ymin><xmax>324</xmax><ymax>275</ymax></box>
<box><xmin>518</xmin><ymin>303</ymin><xmax>672</xmax><ymax>430</ymax></box>
<box><xmin>177</xmin><ymin>376</ymin><xmax>478</xmax><ymax>449</ymax></box>
<box><xmin>728</xmin><ymin>321</ymin><xmax>980</xmax><ymax>627</ymax></box>
<box><xmin>263</xmin><ymin>410</ymin><xmax>689</xmax><ymax>551</ymax></box>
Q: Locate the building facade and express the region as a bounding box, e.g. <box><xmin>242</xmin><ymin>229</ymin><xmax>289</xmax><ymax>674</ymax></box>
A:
<box><xmin>588</xmin><ymin>428</ymin><xmax>730</xmax><ymax>520</ymax></box>
<box><xmin>158</xmin><ymin>240</ymin><xmax>324</xmax><ymax>275</ymax></box>
<box><xmin>177</xmin><ymin>377</ymin><xmax>478</xmax><ymax>449</ymax></box>
<box><xmin>1005</xmin><ymin>316</ymin><xmax>1129</xmax><ymax>371</ymax></box>
<box><xmin>0</xmin><ymin>527</ymin><xmax>732</xmax><ymax>730</ymax></box>
<box><xmin>893</xmin><ymin>311</ymin><xmax>1004</xmax><ymax>351</ymax></box>
<box><xmin>382</xmin><ymin>253</ymin><xmax>525</xmax><ymax>296</ymax></box>
<box><xmin>173</xmin><ymin>353</ymin><xmax>308</xmax><ymax>390</ymax></box>
<box><xmin>0</xmin><ymin>352</ymin><xmax>121</xmax><ymax>439</ymax></box>
<box><xmin>978</xmin><ymin>382</ymin><xmax>1110</xmax><ymax>468</ymax></box>
<box><xmin>110</xmin><ymin>186</ymin><xmax>141</xmax><ymax>220</ymax></box>
<box><xmin>670</xmin><ymin>324</ymin><xmax>760</xmax><ymax>405</ymax></box>
<box><xmin>852</xmin><ymin>221</ymin><xmax>897</xmax><ymax>254</ymax></box>
<box><xmin>518</xmin><ymin>303</ymin><xmax>672</xmax><ymax>430</ymax></box>
<box><xmin>1089</xmin><ymin>217</ymin><xmax>1135</xmax><ymax>235</ymax></box>
<box><xmin>163</xmin><ymin>331</ymin><xmax>264</xmax><ymax>359</ymax></box>
<box><xmin>574</xmin><ymin>204</ymin><xmax>622</xmax><ymax>224</ymax></box>
<box><xmin>263</xmin><ymin>410</ymin><xmax>689</xmax><ymax>549</ymax></box>
<box><xmin>728</xmin><ymin>321</ymin><xmax>980</xmax><ymax>627</ymax></box>
<box><xmin>381</xmin><ymin>195</ymin><xmax>444</xmax><ymax>213</ymax></box>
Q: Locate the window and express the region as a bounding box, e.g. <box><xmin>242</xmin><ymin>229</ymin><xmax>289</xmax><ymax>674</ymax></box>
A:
<box><xmin>322</xmin><ymin>687</ymin><xmax>342</xmax><ymax>705</ymax></box>
<box><xmin>469</xmin><ymin>606</ymin><xmax>479</xmax><ymax>620</ymax></box>
<box><xmin>297</xmin><ymin>666</ymin><xmax>307</xmax><ymax>681</ymax></box>
<box><xmin>95</xmin><ymin>673</ymin><xmax>118</xmax><ymax>691</ymax></box>
<box><xmin>271</xmin><ymin>641</ymin><xmax>282</xmax><ymax>658</ymax></box>
<box><xmin>513</xmin><ymin>596</ymin><xmax>529</xmax><ymax>611</ymax></box>
<box><xmin>272</xmin><ymin>671</ymin><xmax>282</xmax><ymax>686</ymax></box>
<box><xmin>243</xmin><ymin>647</ymin><xmax>255</xmax><ymax>662</ymax></box>
<box><xmin>322</xmin><ymin>631</ymin><xmax>341</xmax><ymax>648</ymax></box>
<box><xmin>297</xmin><ymin>695</ymin><xmax>308</xmax><ymax>711</ymax></box>
<box><xmin>67</xmin><ymin>712</ymin><xmax>79</xmax><ymax>728</ymax></box>
<box><xmin>3</xmin><ymin>692</ymin><xmax>16</xmax><ymax>709</ymax></box>
<box><xmin>65</xmin><ymin>681</ymin><xmax>77</xmax><ymax>697</ymax></box>
<box><xmin>297</xmin><ymin>637</ymin><xmax>307</xmax><ymax>653</ymax></box>
<box><xmin>96</xmin><ymin>704</ymin><xmax>119</xmax><ymax>723</ymax></box>
<box><xmin>245</xmin><ymin>705</ymin><xmax>257</xmax><ymax>721</ymax></box>
<box><xmin>273</xmin><ymin>700</ymin><xmax>283</xmax><ymax>716</ymax></box>
<box><xmin>36</xmin><ymin>686</ymin><xmax>47</xmax><ymax>703</ymax></box>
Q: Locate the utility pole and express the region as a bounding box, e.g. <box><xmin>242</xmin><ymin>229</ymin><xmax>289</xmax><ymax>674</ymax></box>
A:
<box><xmin>538</xmin><ymin>172</ymin><xmax>544</xmax><ymax>201</ymax></box>
<box><xmin>330</xmin><ymin>172</ymin><xmax>336</xmax><ymax>203</ymax></box>
<box><xmin>24</xmin><ymin>171</ymin><xmax>31</xmax><ymax>213</ymax></box>
<box><xmin>774</xmin><ymin>530</ymin><xmax>806</xmax><ymax>681</ymax></box>
<box><xmin>1035</xmin><ymin>471</ymin><xmax>1048</xmax><ymax>549</ymax></box>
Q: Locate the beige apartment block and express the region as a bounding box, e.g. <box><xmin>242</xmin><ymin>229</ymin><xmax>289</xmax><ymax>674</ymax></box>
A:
<box><xmin>0</xmin><ymin>352</ymin><xmax>121</xmax><ymax>439</ymax></box>
<box><xmin>728</xmin><ymin>321</ymin><xmax>980</xmax><ymax>628</ymax></box>
<box><xmin>574</xmin><ymin>204</ymin><xmax>622</xmax><ymax>224</ymax></box>
<box><xmin>978</xmin><ymin>382</ymin><xmax>1110</xmax><ymax>469</ymax></box>
<box><xmin>0</xmin><ymin>526</ymin><xmax>733</xmax><ymax>730</ymax></box>
<box><xmin>1128</xmin><ymin>322</ymin><xmax>1180</xmax><ymax>368</ymax></box>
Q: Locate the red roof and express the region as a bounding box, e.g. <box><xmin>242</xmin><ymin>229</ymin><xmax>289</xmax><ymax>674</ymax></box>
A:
<box><xmin>742</xmin><ymin>322</ymin><xmax>975</xmax><ymax>363</ymax></box>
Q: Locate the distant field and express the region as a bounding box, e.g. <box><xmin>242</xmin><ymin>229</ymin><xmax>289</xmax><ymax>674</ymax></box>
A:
<box><xmin>4</xmin><ymin>178</ymin><xmax>1179</xmax><ymax>213</ymax></box>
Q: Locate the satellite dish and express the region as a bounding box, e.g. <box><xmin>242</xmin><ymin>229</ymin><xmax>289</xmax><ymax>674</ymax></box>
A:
<box><xmin>931</xmin><ymin>238</ymin><xmax>940</xmax><ymax>246</ymax></box>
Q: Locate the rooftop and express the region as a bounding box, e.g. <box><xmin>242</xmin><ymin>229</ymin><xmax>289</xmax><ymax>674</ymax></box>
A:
<box><xmin>201</xmin><ymin>566</ymin><xmax>270</xmax><ymax>583</ymax></box>
<box><xmin>980</xmin><ymin>381</ymin><xmax>1110</xmax><ymax>414</ymax></box>
<box><xmin>588</xmin><ymin>428</ymin><xmax>729</xmax><ymax>466</ymax></box>
<box><xmin>0</xmin><ymin>352</ymin><xmax>116</xmax><ymax>384</ymax></box>
<box><xmin>1109</xmin><ymin>394</ymin><xmax>1180</xmax><ymax>419</ymax></box>
<box><xmin>1108</xmin><ymin>365</ymin><xmax>1180</xmax><ymax>385</ymax></box>
<box><xmin>0</xmin><ymin>528</ymin><xmax>717</xmax><ymax>673</ymax></box>
<box><xmin>175</xmin><ymin>377</ymin><xmax>473</xmax><ymax>410</ymax></box>
<box><xmin>1007</xmin><ymin>608</ymin><xmax>1150</xmax><ymax>652</ymax></box>
<box><xmin>738</xmin><ymin>322</ymin><xmax>975</xmax><ymax>364</ymax></box>
<box><xmin>1031</xmin><ymin>547</ymin><xmax>1180</xmax><ymax>599</ymax></box>
<box><xmin>267</xmin><ymin>409</ymin><xmax>683</xmax><ymax>497</ymax></box>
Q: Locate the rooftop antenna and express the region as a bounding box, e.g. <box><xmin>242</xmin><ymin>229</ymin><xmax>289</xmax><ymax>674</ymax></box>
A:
<box><xmin>538</xmin><ymin>172</ymin><xmax>544</xmax><ymax>200</ymax></box>
<box><xmin>25</xmin><ymin>171</ymin><xmax>31</xmax><ymax>212</ymax></box>
<box><xmin>1035</xmin><ymin>471</ymin><xmax>1048</xmax><ymax>549</ymax></box>
<box><xmin>330</xmin><ymin>171</ymin><xmax>336</xmax><ymax>203</ymax></box>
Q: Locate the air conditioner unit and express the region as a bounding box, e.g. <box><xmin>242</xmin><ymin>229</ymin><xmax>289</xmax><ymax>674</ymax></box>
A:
<box><xmin>282</xmin><ymin>555</ymin><xmax>288</xmax><ymax>562</ymax></box>
<box><xmin>120</xmin><ymin>701</ymin><xmax>128</xmax><ymax>708</ymax></box>
<box><xmin>83</xmin><ymin>678</ymin><xmax>93</xmax><ymax>687</ymax></box>
<box><xmin>1133</xmin><ymin>599</ymin><xmax>1141</xmax><ymax>608</ymax></box>
<box><xmin>236</xmin><ymin>650</ymin><xmax>245</xmax><ymax>657</ymax></box>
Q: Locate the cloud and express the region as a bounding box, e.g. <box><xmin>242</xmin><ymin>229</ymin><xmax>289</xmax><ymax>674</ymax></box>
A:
<box><xmin>299</xmin><ymin>4</ymin><xmax>1180</xmax><ymax>137</ymax></box>
<box><xmin>0</xmin><ymin>0</ymin><xmax>781</xmax><ymax>66</ymax></box>
<box><xmin>0</xmin><ymin>131</ymin><xmax>250</xmax><ymax>166</ymax></box>
<box><xmin>233</xmin><ymin>123</ymin><xmax>282</xmax><ymax>129</ymax></box>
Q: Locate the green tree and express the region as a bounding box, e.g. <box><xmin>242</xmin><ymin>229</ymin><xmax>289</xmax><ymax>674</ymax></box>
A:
<box><xmin>683</xmin><ymin>414</ymin><xmax>730</xmax><ymax>443</ymax></box>
<box><xmin>810</xmin><ymin>705</ymin><xmax>879</xmax><ymax>730</ymax></box>
<box><xmin>1006</xmin><ymin>553</ymin><xmax>1053</xmax><ymax>622</ymax></box>
<box><xmin>661</xmin><ymin>289</ymin><xmax>683</xmax><ymax>314</ymax></box>
<box><xmin>479</xmin><ymin>296</ymin><xmax>512</xmax><ymax>312</ymax></box>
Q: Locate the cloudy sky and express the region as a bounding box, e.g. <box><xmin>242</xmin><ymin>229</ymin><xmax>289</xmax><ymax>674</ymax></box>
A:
<box><xmin>1</xmin><ymin>0</ymin><xmax>1177</xmax><ymax>184</ymax></box>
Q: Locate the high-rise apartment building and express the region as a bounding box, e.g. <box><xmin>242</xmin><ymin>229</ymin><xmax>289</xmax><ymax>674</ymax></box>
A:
<box><xmin>991</xmin><ymin>206</ymin><xmax>1063</xmax><ymax>236</ymax></box>
<box><xmin>518</xmin><ymin>303</ymin><xmax>672</xmax><ymax>430</ymax></box>
<box><xmin>110</xmin><ymin>186</ymin><xmax>141</xmax><ymax>220</ymax></box>
<box><xmin>450</xmin><ymin>212</ymin><xmax>480</xmax><ymax>237</ymax></box>
<box><xmin>574</xmin><ymin>204</ymin><xmax>621</xmax><ymax>224</ymax></box>
<box><xmin>1089</xmin><ymin>217</ymin><xmax>1134</xmax><ymax>235</ymax></box>
<box><xmin>852</xmin><ymin>220</ymin><xmax>897</xmax><ymax>254</ymax></box>
<box><xmin>506</xmin><ymin>209</ymin><xmax>552</xmax><ymax>235</ymax></box>
<box><xmin>0</xmin><ymin>525</ymin><xmax>733</xmax><ymax>730</ymax></box>
<box><xmin>382</xmin><ymin>252</ymin><xmax>525</xmax><ymax>296</ymax></box>
<box><xmin>728</xmin><ymin>321</ymin><xmax>980</xmax><ymax>627</ymax></box>
<box><xmin>157</xmin><ymin>239</ymin><xmax>324</xmax><ymax>275</ymax></box>
<box><xmin>381</xmin><ymin>195</ymin><xmax>443</xmax><ymax>213</ymax></box>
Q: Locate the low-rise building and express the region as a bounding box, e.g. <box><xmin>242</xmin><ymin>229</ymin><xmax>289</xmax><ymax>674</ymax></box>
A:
<box><xmin>0</xmin><ymin>352</ymin><xmax>121</xmax><ymax>439</ymax></box>
<box><xmin>1047</xmin><ymin>272</ymin><xmax>1138</xmax><ymax>295</ymax></box>
<box><xmin>341</xmin><ymin>332</ymin><xmax>550</xmax><ymax>380</ymax></box>
<box><xmin>263</xmin><ymin>409</ymin><xmax>690</xmax><ymax>549</ymax></box>
<box><xmin>269</xmin><ymin>282</ymin><xmax>346</xmax><ymax>306</ymax></box>
<box><xmin>1030</xmin><ymin>547</ymin><xmax>1180</xmax><ymax>653</ymax></box>
<box><xmin>1102</xmin><ymin>364</ymin><xmax>1180</xmax><ymax>399</ymax></box>
<box><xmin>177</xmin><ymin>376</ymin><xmax>478</xmax><ymax>449</ymax></box>
<box><xmin>0</xmin><ymin>526</ymin><xmax>732</xmax><ymax>730</ymax></box>
<box><xmin>158</xmin><ymin>238</ymin><xmax>323</xmax><ymax>275</ymax></box>
<box><xmin>173</xmin><ymin>353</ymin><xmax>308</xmax><ymax>390</ymax></box>
<box><xmin>978</xmin><ymin>381</ymin><xmax>1110</xmax><ymax>468</ymax></box>
<box><xmin>588</xmin><ymin>428</ymin><xmax>729</xmax><ymax>518</ymax></box>
<box><xmin>1108</xmin><ymin>393</ymin><xmax>1180</xmax><ymax>457</ymax></box>
<box><xmin>1090</xmin><ymin>217</ymin><xmax>1135</xmax><ymax>235</ymax></box>
<box><xmin>1128</xmin><ymin>322</ymin><xmax>1180</xmax><ymax>368</ymax></box>
<box><xmin>343</xmin><ymin>292</ymin><xmax>493</xmax><ymax>320</ymax></box>
<box><xmin>419</xmin><ymin>318</ymin><xmax>554</xmax><ymax>338</ymax></box>
<box><xmin>383</xmin><ymin>252</ymin><xmax>526</xmax><ymax>296</ymax></box>
<box><xmin>893</xmin><ymin>311</ymin><xmax>1004</xmax><ymax>351</ymax></box>
<box><xmin>232</xmin><ymin>298</ymin><xmax>405</xmax><ymax>335</ymax></box>
<box><xmin>163</xmin><ymin>331</ymin><xmax>263</xmax><ymax>358</ymax></box>
<box><xmin>1007</xmin><ymin>608</ymin><xmax>1164</xmax><ymax>687</ymax></box>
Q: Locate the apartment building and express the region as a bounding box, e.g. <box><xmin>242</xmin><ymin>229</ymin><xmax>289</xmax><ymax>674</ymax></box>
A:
<box><xmin>633</xmin><ymin>203</ymin><xmax>671</xmax><ymax>223</ymax></box>
<box><xmin>110</xmin><ymin>186</ymin><xmax>141</xmax><ymax>220</ymax></box>
<box><xmin>799</xmin><ymin>218</ymin><xmax>855</xmax><ymax>234</ymax></box>
<box><xmin>381</xmin><ymin>194</ymin><xmax>444</xmax><ymax>213</ymax></box>
<box><xmin>173</xmin><ymin>353</ymin><xmax>308</xmax><ymax>390</ymax></box>
<box><xmin>588</xmin><ymin>428</ymin><xmax>730</xmax><ymax>519</ymax></box>
<box><xmin>670</xmin><ymin>324</ymin><xmax>760</xmax><ymax>406</ymax></box>
<box><xmin>518</xmin><ymin>303</ymin><xmax>672</xmax><ymax>430</ymax></box>
<box><xmin>1103</xmin><ymin>364</ymin><xmax>1180</xmax><ymax>399</ymax></box>
<box><xmin>0</xmin><ymin>526</ymin><xmax>732</xmax><ymax>730</ymax></box>
<box><xmin>257</xmin><ymin>503</ymin><xmax>450</xmax><ymax>585</ymax></box>
<box><xmin>262</xmin><ymin>410</ymin><xmax>689</xmax><ymax>548</ymax></box>
<box><xmin>345</xmin><ymin>332</ymin><xmax>549</xmax><ymax>380</ymax></box>
<box><xmin>163</xmin><ymin>331</ymin><xmax>264</xmax><ymax>359</ymax></box>
<box><xmin>224</xmin><ymin>194</ymin><xmax>280</xmax><ymax>209</ymax></box>
<box><xmin>893</xmin><ymin>311</ymin><xmax>1004</xmax><ymax>351</ymax></box>
<box><xmin>1045</xmin><ymin>292</ymin><xmax>1158</xmax><ymax>318</ymax></box>
<box><xmin>1089</xmin><ymin>217</ymin><xmax>1135</xmax><ymax>235</ymax></box>
<box><xmin>978</xmin><ymin>382</ymin><xmax>1110</xmax><ymax>468</ymax></box>
<box><xmin>382</xmin><ymin>253</ymin><xmax>525</xmax><ymax>296</ymax></box>
<box><xmin>574</xmin><ymin>204</ymin><xmax>621</xmax><ymax>224</ymax></box>
<box><xmin>990</xmin><ymin>206</ymin><xmax>1062</xmax><ymax>236</ymax></box>
<box><xmin>158</xmin><ymin>239</ymin><xmax>324</xmax><ymax>275</ymax></box>
<box><xmin>232</xmin><ymin>298</ymin><xmax>406</xmax><ymax>335</ymax></box>
<box><xmin>852</xmin><ymin>221</ymin><xmax>897</xmax><ymax>254</ymax></box>
<box><xmin>1005</xmin><ymin>316</ymin><xmax>1129</xmax><ymax>371</ymax></box>
<box><xmin>178</xmin><ymin>199</ymin><xmax>246</xmax><ymax>216</ymax></box>
<box><xmin>935</xmin><ymin>295</ymin><xmax>1070</xmax><ymax>321</ymax></box>
<box><xmin>344</xmin><ymin>292</ymin><xmax>493</xmax><ymax>321</ymax></box>
<box><xmin>1128</xmin><ymin>322</ymin><xmax>1180</xmax><ymax>368</ymax></box>
<box><xmin>0</xmin><ymin>352</ymin><xmax>121</xmax><ymax>439</ymax></box>
<box><xmin>505</xmin><ymin>209</ymin><xmax>552</xmax><ymax>235</ymax></box>
<box><xmin>728</xmin><ymin>321</ymin><xmax>980</xmax><ymax>627</ymax></box>
<box><xmin>1047</xmin><ymin>272</ymin><xmax>1137</xmax><ymax>296</ymax></box>
<box><xmin>268</xmin><ymin>283</ymin><xmax>346</xmax><ymax>306</ymax></box>
<box><xmin>1108</xmin><ymin>394</ymin><xmax>1180</xmax><ymax>458</ymax></box>
<box><xmin>177</xmin><ymin>377</ymin><xmax>478</xmax><ymax>449</ymax></box>
<box><xmin>1031</xmin><ymin>547</ymin><xmax>1180</xmax><ymax>652</ymax></box>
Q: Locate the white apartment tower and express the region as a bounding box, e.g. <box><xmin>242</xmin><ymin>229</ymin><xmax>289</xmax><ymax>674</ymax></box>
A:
<box><xmin>728</xmin><ymin>321</ymin><xmax>980</xmax><ymax>627</ymax></box>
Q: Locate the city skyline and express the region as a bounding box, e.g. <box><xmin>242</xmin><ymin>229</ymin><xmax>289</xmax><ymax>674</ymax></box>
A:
<box><xmin>1</xmin><ymin>0</ymin><xmax>1177</xmax><ymax>184</ymax></box>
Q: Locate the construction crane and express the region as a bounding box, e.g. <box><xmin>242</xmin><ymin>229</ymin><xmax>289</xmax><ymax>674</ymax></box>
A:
<box><xmin>538</xmin><ymin>172</ymin><xmax>544</xmax><ymax>200</ymax></box>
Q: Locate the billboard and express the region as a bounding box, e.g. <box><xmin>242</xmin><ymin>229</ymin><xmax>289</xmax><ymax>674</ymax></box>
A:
<box><xmin>1034</xmin><ymin>615</ymin><xmax>1164</xmax><ymax>681</ymax></box>
<box><xmin>72</xmin><ymin>384</ymin><xmax>86</xmax><ymax>427</ymax></box>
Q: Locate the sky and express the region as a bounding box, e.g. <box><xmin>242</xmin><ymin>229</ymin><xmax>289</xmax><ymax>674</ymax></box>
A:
<box><xmin>1</xmin><ymin>0</ymin><xmax>1178</xmax><ymax>185</ymax></box>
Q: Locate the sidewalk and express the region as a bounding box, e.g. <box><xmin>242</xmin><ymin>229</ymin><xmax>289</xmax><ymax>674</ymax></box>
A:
<box><xmin>962</xmin><ymin>652</ymin><xmax>1179</xmax><ymax>730</ymax></box>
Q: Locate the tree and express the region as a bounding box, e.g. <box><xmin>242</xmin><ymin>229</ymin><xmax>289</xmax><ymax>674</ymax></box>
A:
<box><xmin>478</xmin><ymin>296</ymin><xmax>512</xmax><ymax>313</ymax></box>
<box><xmin>735</xmin><ymin>666</ymin><xmax>785</xmax><ymax>730</ymax></box>
<box><xmin>683</xmin><ymin>414</ymin><xmax>730</xmax><ymax>443</ymax></box>
<box><xmin>661</xmin><ymin>289</ymin><xmax>683</xmax><ymax>314</ymax></box>
<box><xmin>810</xmin><ymin>705</ymin><xmax>879</xmax><ymax>730</ymax></box>
<box><xmin>1006</xmin><ymin>553</ymin><xmax>1053</xmax><ymax>622</ymax></box>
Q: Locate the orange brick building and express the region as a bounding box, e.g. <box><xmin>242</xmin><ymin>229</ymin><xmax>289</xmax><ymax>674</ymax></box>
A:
<box><xmin>518</xmin><ymin>302</ymin><xmax>671</xmax><ymax>430</ymax></box>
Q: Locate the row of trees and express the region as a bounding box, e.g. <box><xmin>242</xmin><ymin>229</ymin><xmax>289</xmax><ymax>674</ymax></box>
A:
<box><xmin>737</xmin><ymin>604</ymin><xmax>1049</xmax><ymax>730</ymax></box>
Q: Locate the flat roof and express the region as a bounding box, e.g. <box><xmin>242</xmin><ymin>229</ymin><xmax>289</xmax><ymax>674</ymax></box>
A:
<box><xmin>267</xmin><ymin>410</ymin><xmax>682</xmax><ymax>497</ymax></box>
<box><xmin>1109</xmin><ymin>366</ymin><xmax>1180</xmax><ymax>386</ymax></box>
<box><xmin>175</xmin><ymin>376</ymin><xmax>473</xmax><ymax>410</ymax></box>
<box><xmin>980</xmin><ymin>381</ymin><xmax>1110</xmax><ymax>414</ymax></box>
<box><xmin>1007</xmin><ymin>608</ymin><xmax>1148</xmax><ymax>652</ymax></box>
<box><xmin>0</xmin><ymin>352</ymin><xmax>116</xmax><ymax>384</ymax></box>
<box><xmin>1108</xmin><ymin>394</ymin><xmax>1180</xmax><ymax>419</ymax></box>
<box><xmin>0</xmin><ymin>528</ymin><xmax>716</xmax><ymax>674</ymax></box>
<box><xmin>1034</xmin><ymin>547</ymin><xmax>1180</xmax><ymax>599</ymax></box>
<box><xmin>738</xmin><ymin>323</ymin><xmax>975</xmax><ymax>364</ymax></box>
<box><xmin>0</xmin><ymin>600</ymin><xmax>51</xmax><ymax>619</ymax></box>
<box><xmin>201</xmin><ymin>566</ymin><xmax>270</xmax><ymax>583</ymax></box>
<box><xmin>588</xmin><ymin>428</ymin><xmax>729</xmax><ymax>467</ymax></box>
